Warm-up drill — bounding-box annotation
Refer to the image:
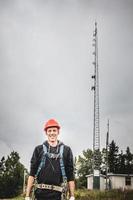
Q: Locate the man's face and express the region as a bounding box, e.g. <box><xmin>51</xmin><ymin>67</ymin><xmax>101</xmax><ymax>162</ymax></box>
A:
<box><xmin>46</xmin><ymin>127</ymin><xmax>59</xmax><ymax>143</ymax></box>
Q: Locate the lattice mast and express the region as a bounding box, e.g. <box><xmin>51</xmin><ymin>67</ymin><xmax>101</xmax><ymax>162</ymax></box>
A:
<box><xmin>91</xmin><ymin>22</ymin><xmax>100</xmax><ymax>172</ymax></box>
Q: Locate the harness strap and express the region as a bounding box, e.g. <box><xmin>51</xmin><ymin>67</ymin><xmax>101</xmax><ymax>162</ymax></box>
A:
<box><xmin>35</xmin><ymin>144</ymin><xmax>47</xmax><ymax>177</ymax></box>
<box><xmin>35</xmin><ymin>142</ymin><xmax>67</xmax><ymax>183</ymax></box>
<box><xmin>59</xmin><ymin>145</ymin><xmax>67</xmax><ymax>182</ymax></box>
<box><xmin>36</xmin><ymin>183</ymin><xmax>63</xmax><ymax>192</ymax></box>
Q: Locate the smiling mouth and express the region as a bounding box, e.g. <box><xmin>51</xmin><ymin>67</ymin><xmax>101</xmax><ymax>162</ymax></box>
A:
<box><xmin>49</xmin><ymin>135</ymin><xmax>56</xmax><ymax>137</ymax></box>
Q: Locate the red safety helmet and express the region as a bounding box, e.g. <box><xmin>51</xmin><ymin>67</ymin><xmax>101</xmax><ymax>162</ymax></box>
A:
<box><xmin>44</xmin><ymin>119</ymin><xmax>60</xmax><ymax>131</ymax></box>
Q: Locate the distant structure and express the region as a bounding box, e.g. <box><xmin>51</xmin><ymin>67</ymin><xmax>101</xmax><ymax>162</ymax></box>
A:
<box><xmin>91</xmin><ymin>22</ymin><xmax>101</xmax><ymax>189</ymax></box>
<box><xmin>87</xmin><ymin>24</ymin><xmax>133</xmax><ymax>191</ymax></box>
<box><xmin>105</xmin><ymin>119</ymin><xmax>109</xmax><ymax>190</ymax></box>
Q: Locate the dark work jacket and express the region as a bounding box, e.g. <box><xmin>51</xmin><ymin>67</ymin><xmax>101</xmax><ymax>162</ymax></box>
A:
<box><xmin>29</xmin><ymin>140</ymin><xmax>74</xmax><ymax>199</ymax></box>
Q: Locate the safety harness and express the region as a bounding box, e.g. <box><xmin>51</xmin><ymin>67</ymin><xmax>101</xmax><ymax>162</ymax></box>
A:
<box><xmin>34</xmin><ymin>142</ymin><xmax>68</xmax><ymax>199</ymax></box>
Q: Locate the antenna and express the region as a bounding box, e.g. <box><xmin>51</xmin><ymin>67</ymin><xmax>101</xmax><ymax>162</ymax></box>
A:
<box><xmin>106</xmin><ymin>119</ymin><xmax>109</xmax><ymax>190</ymax></box>
<box><xmin>91</xmin><ymin>22</ymin><xmax>101</xmax><ymax>189</ymax></box>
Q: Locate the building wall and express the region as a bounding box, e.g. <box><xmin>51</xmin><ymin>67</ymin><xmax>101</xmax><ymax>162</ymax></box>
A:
<box><xmin>87</xmin><ymin>174</ymin><xmax>133</xmax><ymax>190</ymax></box>
<box><xmin>100</xmin><ymin>176</ymin><xmax>105</xmax><ymax>190</ymax></box>
<box><xmin>87</xmin><ymin>176</ymin><xmax>105</xmax><ymax>190</ymax></box>
<box><xmin>109</xmin><ymin>176</ymin><xmax>133</xmax><ymax>190</ymax></box>
<box><xmin>87</xmin><ymin>176</ymin><xmax>93</xmax><ymax>190</ymax></box>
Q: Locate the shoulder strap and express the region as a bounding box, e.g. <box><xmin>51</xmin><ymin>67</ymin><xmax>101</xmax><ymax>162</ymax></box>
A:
<box><xmin>35</xmin><ymin>144</ymin><xmax>47</xmax><ymax>177</ymax></box>
<box><xmin>59</xmin><ymin>144</ymin><xmax>67</xmax><ymax>182</ymax></box>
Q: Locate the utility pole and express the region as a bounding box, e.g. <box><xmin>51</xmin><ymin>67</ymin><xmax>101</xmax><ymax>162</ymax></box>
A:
<box><xmin>91</xmin><ymin>22</ymin><xmax>100</xmax><ymax>189</ymax></box>
<box><xmin>23</xmin><ymin>169</ymin><xmax>26</xmax><ymax>194</ymax></box>
<box><xmin>106</xmin><ymin>119</ymin><xmax>109</xmax><ymax>190</ymax></box>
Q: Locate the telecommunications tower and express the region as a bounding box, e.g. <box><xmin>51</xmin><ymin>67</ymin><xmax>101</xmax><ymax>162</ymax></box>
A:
<box><xmin>91</xmin><ymin>22</ymin><xmax>101</xmax><ymax>189</ymax></box>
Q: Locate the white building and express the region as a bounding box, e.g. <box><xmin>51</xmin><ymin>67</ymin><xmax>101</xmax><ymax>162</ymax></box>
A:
<box><xmin>86</xmin><ymin>173</ymin><xmax>133</xmax><ymax>190</ymax></box>
<box><xmin>86</xmin><ymin>174</ymin><xmax>105</xmax><ymax>190</ymax></box>
<box><xmin>108</xmin><ymin>173</ymin><xmax>133</xmax><ymax>190</ymax></box>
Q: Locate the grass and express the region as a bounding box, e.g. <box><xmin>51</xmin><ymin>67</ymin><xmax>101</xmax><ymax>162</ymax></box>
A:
<box><xmin>3</xmin><ymin>189</ymin><xmax>133</xmax><ymax>200</ymax></box>
<box><xmin>11</xmin><ymin>197</ymin><xmax>23</xmax><ymax>200</ymax></box>
<box><xmin>75</xmin><ymin>189</ymin><xmax>133</xmax><ymax>200</ymax></box>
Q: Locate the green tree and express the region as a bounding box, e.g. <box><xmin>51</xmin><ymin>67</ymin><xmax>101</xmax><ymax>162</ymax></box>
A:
<box><xmin>125</xmin><ymin>147</ymin><xmax>133</xmax><ymax>174</ymax></box>
<box><xmin>108</xmin><ymin>140</ymin><xmax>119</xmax><ymax>173</ymax></box>
<box><xmin>93</xmin><ymin>149</ymin><xmax>102</xmax><ymax>170</ymax></box>
<box><xmin>76</xmin><ymin>149</ymin><xmax>93</xmax><ymax>188</ymax></box>
<box><xmin>0</xmin><ymin>156</ymin><xmax>5</xmax><ymax>174</ymax></box>
<box><xmin>117</xmin><ymin>150</ymin><xmax>126</xmax><ymax>174</ymax></box>
<box><xmin>101</xmin><ymin>148</ymin><xmax>107</xmax><ymax>175</ymax></box>
<box><xmin>0</xmin><ymin>151</ymin><xmax>25</xmax><ymax>198</ymax></box>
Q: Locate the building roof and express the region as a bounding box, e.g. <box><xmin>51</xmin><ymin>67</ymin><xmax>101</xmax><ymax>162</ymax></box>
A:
<box><xmin>107</xmin><ymin>173</ymin><xmax>133</xmax><ymax>177</ymax></box>
<box><xmin>86</xmin><ymin>174</ymin><xmax>106</xmax><ymax>178</ymax></box>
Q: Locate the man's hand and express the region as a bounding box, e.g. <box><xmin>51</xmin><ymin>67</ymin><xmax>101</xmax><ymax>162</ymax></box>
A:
<box><xmin>25</xmin><ymin>176</ymin><xmax>35</xmax><ymax>198</ymax></box>
<box><xmin>69</xmin><ymin>197</ymin><xmax>75</xmax><ymax>200</ymax></box>
<box><xmin>25</xmin><ymin>197</ymin><xmax>31</xmax><ymax>200</ymax></box>
<box><xmin>68</xmin><ymin>180</ymin><xmax>75</xmax><ymax>200</ymax></box>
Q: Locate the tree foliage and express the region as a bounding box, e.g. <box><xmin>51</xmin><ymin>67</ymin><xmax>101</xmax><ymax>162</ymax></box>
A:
<box><xmin>125</xmin><ymin>147</ymin><xmax>133</xmax><ymax>174</ymax></box>
<box><xmin>76</xmin><ymin>149</ymin><xmax>93</xmax><ymax>188</ymax></box>
<box><xmin>76</xmin><ymin>140</ymin><xmax>133</xmax><ymax>189</ymax></box>
<box><xmin>108</xmin><ymin>142</ymin><xmax>133</xmax><ymax>174</ymax></box>
<box><xmin>108</xmin><ymin>140</ymin><xmax>119</xmax><ymax>173</ymax></box>
<box><xmin>0</xmin><ymin>151</ymin><xmax>26</xmax><ymax>198</ymax></box>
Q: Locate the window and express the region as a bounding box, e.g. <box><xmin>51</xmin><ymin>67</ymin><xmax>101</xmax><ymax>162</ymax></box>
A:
<box><xmin>125</xmin><ymin>176</ymin><xmax>131</xmax><ymax>186</ymax></box>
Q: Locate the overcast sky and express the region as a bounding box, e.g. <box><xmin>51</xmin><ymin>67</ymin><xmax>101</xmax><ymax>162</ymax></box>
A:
<box><xmin>0</xmin><ymin>0</ymin><xmax>133</xmax><ymax>169</ymax></box>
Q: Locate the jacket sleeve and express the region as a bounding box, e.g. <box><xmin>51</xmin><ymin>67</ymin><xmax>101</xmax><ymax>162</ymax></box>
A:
<box><xmin>29</xmin><ymin>146</ymin><xmax>40</xmax><ymax>177</ymax></box>
<box><xmin>64</xmin><ymin>146</ymin><xmax>75</xmax><ymax>182</ymax></box>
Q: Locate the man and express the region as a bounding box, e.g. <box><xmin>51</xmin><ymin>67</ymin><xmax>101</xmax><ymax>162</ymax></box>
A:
<box><xmin>25</xmin><ymin>119</ymin><xmax>75</xmax><ymax>200</ymax></box>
